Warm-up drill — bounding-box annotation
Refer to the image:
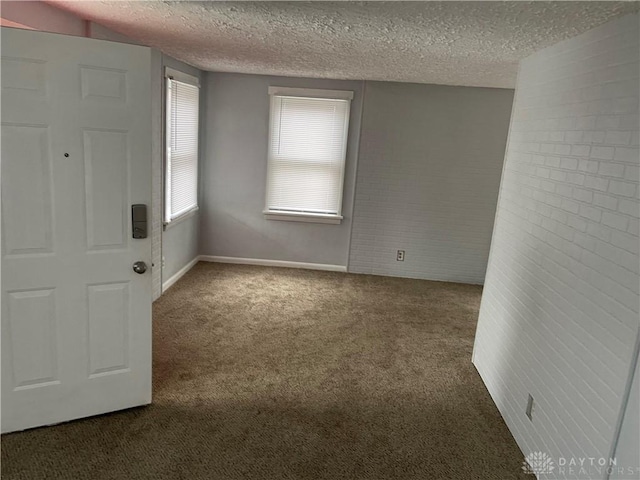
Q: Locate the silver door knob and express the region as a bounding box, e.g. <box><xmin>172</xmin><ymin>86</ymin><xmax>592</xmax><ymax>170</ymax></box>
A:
<box><xmin>133</xmin><ymin>261</ymin><xmax>147</xmax><ymax>274</ymax></box>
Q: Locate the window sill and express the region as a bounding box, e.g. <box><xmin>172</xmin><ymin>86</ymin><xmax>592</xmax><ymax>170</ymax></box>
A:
<box><xmin>164</xmin><ymin>207</ymin><xmax>199</xmax><ymax>231</ymax></box>
<box><xmin>263</xmin><ymin>210</ymin><xmax>343</xmax><ymax>225</ymax></box>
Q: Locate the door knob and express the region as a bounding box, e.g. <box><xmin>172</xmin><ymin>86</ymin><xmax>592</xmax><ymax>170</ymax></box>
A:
<box><xmin>133</xmin><ymin>261</ymin><xmax>147</xmax><ymax>274</ymax></box>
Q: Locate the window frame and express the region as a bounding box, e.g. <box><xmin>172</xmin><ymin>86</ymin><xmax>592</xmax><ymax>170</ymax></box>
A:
<box><xmin>164</xmin><ymin>67</ymin><xmax>200</xmax><ymax>228</ymax></box>
<box><xmin>264</xmin><ymin>86</ymin><xmax>353</xmax><ymax>225</ymax></box>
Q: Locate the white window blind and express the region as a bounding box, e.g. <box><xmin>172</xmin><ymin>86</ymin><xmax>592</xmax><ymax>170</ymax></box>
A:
<box><xmin>266</xmin><ymin>88</ymin><xmax>352</xmax><ymax>221</ymax></box>
<box><xmin>165</xmin><ymin>75</ymin><xmax>199</xmax><ymax>224</ymax></box>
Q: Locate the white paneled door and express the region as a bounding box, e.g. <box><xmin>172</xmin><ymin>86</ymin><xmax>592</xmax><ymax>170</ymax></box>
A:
<box><xmin>1</xmin><ymin>27</ymin><xmax>153</xmax><ymax>433</ymax></box>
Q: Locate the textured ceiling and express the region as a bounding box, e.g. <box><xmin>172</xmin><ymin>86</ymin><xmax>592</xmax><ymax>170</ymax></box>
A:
<box><xmin>50</xmin><ymin>1</ymin><xmax>639</xmax><ymax>88</ymax></box>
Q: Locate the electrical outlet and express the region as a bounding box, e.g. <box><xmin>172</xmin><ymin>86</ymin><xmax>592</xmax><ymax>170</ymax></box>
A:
<box><xmin>397</xmin><ymin>250</ymin><xmax>405</xmax><ymax>261</ymax></box>
<box><xmin>526</xmin><ymin>393</ymin><xmax>534</xmax><ymax>421</ymax></box>
<box><xmin>162</xmin><ymin>256</ymin><xmax>166</xmax><ymax>269</ymax></box>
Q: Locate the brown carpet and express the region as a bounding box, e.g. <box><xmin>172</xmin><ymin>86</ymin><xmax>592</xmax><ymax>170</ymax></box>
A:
<box><xmin>2</xmin><ymin>263</ymin><xmax>528</xmax><ymax>479</ymax></box>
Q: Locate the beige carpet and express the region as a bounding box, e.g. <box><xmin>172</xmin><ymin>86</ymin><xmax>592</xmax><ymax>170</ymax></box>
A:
<box><xmin>2</xmin><ymin>263</ymin><xmax>528</xmax><ymax>479</ymax></box>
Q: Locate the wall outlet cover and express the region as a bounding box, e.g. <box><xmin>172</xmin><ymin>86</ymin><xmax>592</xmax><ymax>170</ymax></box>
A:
<box><xmin>526</xmin><ymin>393</ymin><xmax>534</xmax><ymax>421</ymax></box>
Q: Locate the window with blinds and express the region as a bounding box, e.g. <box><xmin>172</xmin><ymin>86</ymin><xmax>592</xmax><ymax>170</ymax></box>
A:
<box><xmin>165</xmin><ymin>70</ymin><xmax>199</xmax><ymax>224</ymax></box>
<box><xmin>265</xmin><ymin>87</ymin><xmax>353</xmax><ymax>224</ymax></box>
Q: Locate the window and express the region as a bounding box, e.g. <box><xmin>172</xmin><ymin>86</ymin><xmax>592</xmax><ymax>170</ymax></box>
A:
<box><xmin>264</xmin><ymin>86</ymin><xmax>353</xmax><ymax>224</ymax></box>
<box><xmin>164</xmin><ymin>68</ymin><xmax>199</xmax><ymax>225</ymax></box>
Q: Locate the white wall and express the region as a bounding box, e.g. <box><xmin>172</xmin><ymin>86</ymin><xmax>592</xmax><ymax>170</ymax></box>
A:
<box><xmin>200</xmin><ymin>73</ymin><xmax>364</xmax><ymax>268</ymax></box>
<box><xmin>473</xmin><ymin>13</ymin><xmax>639</xmax><ymax>478</ymax></box>
<box><xmin>348</xmin><ymin>82</ymin><xmax>513</xmax><ymax>284</ymax></box>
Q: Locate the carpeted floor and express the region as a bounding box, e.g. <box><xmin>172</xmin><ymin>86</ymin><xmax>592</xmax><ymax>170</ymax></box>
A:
<box><xmin>1</xmin><ymin>263</ymin><xmax>528</xmax><ymax>479</ymax></box>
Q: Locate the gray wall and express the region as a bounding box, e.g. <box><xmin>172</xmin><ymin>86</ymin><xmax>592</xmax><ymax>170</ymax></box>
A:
<box><xmin>200</xmin><ymin>73</ymin><xmax>364</xmax><ymax>267</ymax></box>
<box><xmin>161</xmin><ymin>55</ymin><xmax>204</xmax><ymax>286</ymax></box>
<box><xmin>348</xmin><ymin>81</ymin><xmax>514</xmax><ymax>284</ymax></box>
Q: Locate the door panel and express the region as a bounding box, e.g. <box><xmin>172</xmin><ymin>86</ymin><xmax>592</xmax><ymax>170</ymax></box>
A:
<box><xmin>80</xmin><ymin>66</ymin><xmax>127</xmax><ymax>102</ymax></box>
<box><xmin>1</xmin><ymin>124</ymin><xmax>54</xmax><ymax>255</ymax></box>
<box><xmin>83</xmin><ymin>129</ymin><xmax>129</xmax><ymax>250</ymax></box>
<box><xmin>1</xmin><ymin>56</ymin><xmax>47</xmax><ymax>95</ymax></box>
<box><xmin>7</xmin><ymin>288</ymin><xmax>58</xmax><ymax>389</ymax></box>
<box><xmin>1</xmin><ymin>27</ymin><xmax>153</xmax><ymax>433</ymax></box>
<box><xmin>87</xmin><ymin>282</ymin><xmax>130</xmax><ymax>377</ymax></box>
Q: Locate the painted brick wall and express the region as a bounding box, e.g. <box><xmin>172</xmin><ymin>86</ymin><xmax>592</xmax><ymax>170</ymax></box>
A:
<box><xmin>348</xmin><ymin>81</ymin><xmax>514</xmax><ymax>284</ymax></box>
<box><xmin>473</xmin><ymin>13</ymin><xmax>639</xmax><ymax>476</ymax></box>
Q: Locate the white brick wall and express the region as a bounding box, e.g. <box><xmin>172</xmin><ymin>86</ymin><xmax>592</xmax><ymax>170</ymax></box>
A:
<box><xmin>348</xmin><ymin>82</ymin><xmax>514</xmax><ymax>284</ymax></box>
<box><xmin>473</xmin><ymin>13</ymin><xmax>639</xmax><ymax>477</ymax></box>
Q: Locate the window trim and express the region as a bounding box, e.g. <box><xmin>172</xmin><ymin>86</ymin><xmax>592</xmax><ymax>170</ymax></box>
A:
<box><xmin>163</xmin><ymin>206</ymin><xmax>199</xmax><ymax>231</ymax></box>
<box><xmin>267</xmin><ymin>86</ymin><xmax>353</xmax><ymax>100</ymax></box>
<box><xmin>165</xmin><ymin>67</ymin><xmax>200</xmax><ymax>88</ymax></box>
<box><xmin>163</xmin><ymin>67</ymin><xmax>200</xmax><ymax>227</ymax></box>
<box><xmin>264</xmin><ymin>86</ymin><xmax>353</xmax><ymax>224</ymax></box>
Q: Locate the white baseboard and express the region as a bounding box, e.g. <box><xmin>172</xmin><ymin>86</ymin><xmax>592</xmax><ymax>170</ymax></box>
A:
<box><xmin>198</xmin><ymin>255</ymin><xmax>347</xmax><ymax>273</ymax></box>
<box><xmin>162</xmin><ymin>256</ymin><xmax>200</xmax><ymax>292</ymax></box>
